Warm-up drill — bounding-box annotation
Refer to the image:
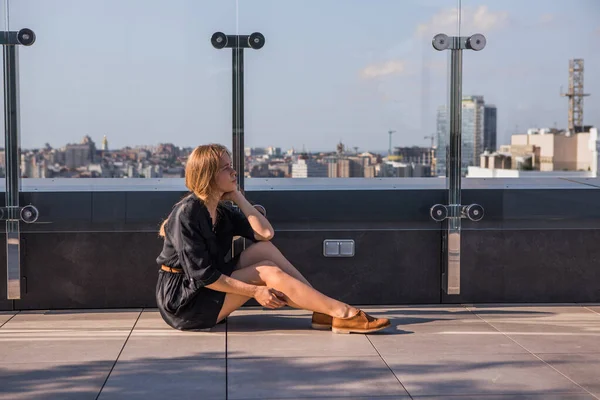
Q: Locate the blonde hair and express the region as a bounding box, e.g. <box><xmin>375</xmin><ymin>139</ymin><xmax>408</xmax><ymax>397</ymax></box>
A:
<box><xmin>159</xmin><ymin>143</ymin><xmax>231</xmax><ymax>237</ymax></box>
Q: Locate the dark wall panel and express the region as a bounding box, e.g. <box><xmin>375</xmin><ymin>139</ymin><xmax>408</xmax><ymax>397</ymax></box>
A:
<box><xmin>2</xmin><ymin>188</ymin><xmax>600</xmax><ymax>309</ymax></box>
<box><xmin>248</xmin><ymin>189</ymin><xmax>445</xmax><ymax>230</ymax></box>
<box><xmin>271</xmin><ymin>230</ymin><xmax>441</xmax><ymax>306</ymax></box>
<box><xmin>0</xmin><ymin>233</ymin><xmax>12</xmax><ymax>311</ymax></box>
<box><xmin>12</xmin><ymin>229</ymin><xmax>440</xmax><ymax>309</ymax></box>
<box><xmin>442</xmin><ymin>229</ymin><xmax>600</xmax><ymax>304</ymax></box>
<box><xmin>15</xmin><ymin>232</ymin><xmax>162</xmax><ymax>310</ymax></box>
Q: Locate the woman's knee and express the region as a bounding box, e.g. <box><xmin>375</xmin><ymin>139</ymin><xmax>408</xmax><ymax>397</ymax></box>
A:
<box><xmin>249</xmin><ymin>240</ymin><xmax>276</xmax><ymax>254</ymax></box>
<box><xmin>237</xmin><ymin>241</ymin><xmax>277</xmax><ymax>269</ymax></box>
<box><xmin>255</xmin><ymin>261</ymin><xmax>286</xmax><ymax>282</ymax></box>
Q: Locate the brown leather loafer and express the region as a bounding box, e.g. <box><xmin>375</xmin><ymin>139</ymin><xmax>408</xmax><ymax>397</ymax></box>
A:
<box><xmin>332</xmin><ymin>310</ymin><xmax>391</xmax><ymax>334</ymax></box>
<box><xmin>311</xmin><ymin>312</ymin><xmax>333</xmax><ymax>330</ymax></box>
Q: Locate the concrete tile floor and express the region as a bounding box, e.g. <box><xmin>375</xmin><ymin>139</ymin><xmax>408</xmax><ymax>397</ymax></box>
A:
<box><xmin>0</xmin><ymin>305</ymin><xmax>598</xmax><ymax>399</ymax></box>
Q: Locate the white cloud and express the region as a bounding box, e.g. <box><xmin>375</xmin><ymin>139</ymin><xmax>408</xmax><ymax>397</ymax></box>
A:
<box><xmin>359</xmin><ymin>6</ymin><xmax>507</xmax><ymax>82</ymax></box>
<box><xmin>360</xmin><ymin>60</ymin><xmax>406</xmax><ymax>79</ymax></box>
<box><xmin>416</xmin><ymin>8</ymin><xmax>458</xmax><ymax>37</ymax></box>
<box><xmin>471</xmin><ymin>6</ymin><xmax>509</xmax><ymax>31</ymax></box>
<box><xmin>539</xmin><ymin>14</ymin><xmax>555</xmax><ymax>24</ymax></box>
<box><xmin>416</xmin><ymin>5</ymin><xmax>509</xmax><ymax>37</ymax></box>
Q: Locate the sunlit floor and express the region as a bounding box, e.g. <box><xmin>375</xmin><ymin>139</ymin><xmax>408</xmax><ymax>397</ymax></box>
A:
<box><xmin>1</xmin><ymin>304</ymin><xmax>599</xmax><ymax>399</ymax></box>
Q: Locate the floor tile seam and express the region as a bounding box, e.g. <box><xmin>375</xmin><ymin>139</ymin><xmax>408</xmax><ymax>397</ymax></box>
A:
<box><xmin>95</xmin><ymin>308</ymin><xmax>143</xmax><ymax>400</ymax></box>
<box><xmin>374</xmin><ymin>351</ymin><xmax>541</xmax><ymax>357</ymax></box>
<box><xmin>231</xmin><ymin>396</ymin><xmax>407</xmax><ymax>400</ymax></box>
<box><xmin>226</xmin><ymin>333</ymin><xmax>340</xmax><ymax>336</ymax></box>
<box><xmin>231</xmin><ymin>396</ymin><xmax>408</xmax><ymax>400</ymax></box>
<box><xmin>226</xmin><ymin>355</ymin><xmax>389</xmax><ymax>361</ymax></box>
<box><xmin>0</xmin><ymin>311</ymin><xmax>20</xmax><ymax>329</ymax></box>
<box><xmin>583</xmin><ymin>306</ymin><xmax>600</xmax><ymax>317</ymax></box>
<box><xmin>530</xmin><ymin>352</ymin><xmax>600</xmax><ymax>356</ymax></box>
<box><xmin>229</xmin><ymin>389</ymin><xmax>594</xmax><ymax>400</ymax></box>
<box><xmin>366</xmin><ymin>335</ymin><xmax>414</xmax><ymax>400</ymax></box>
<box><xmin>0</xmin><ymin>360</ymin><xmax>116</xmax><ymax>366</ymax></box>
<box><xmin>471</xmin><ymin>311</ymin><xmax>599</xmax><ymax>400</ymax></box>
<box><xmin>408</xmin><ymin>392</ymin><xmax>593</xmax><ymax>398</ymax></box>
<box><xmin>115</xmin><ymin>356</ymin><xmax>226</xmax><ymax>363</ymax></box>
<box><xmin>465</xmin><ymin>304</ymin><xmax>599</xmax><ymax>316</ymax></box>
<box><xmin>1</xmin><ymin>328</ymin><xmax>134</xmax><ymax>331</ymax></box>
<box><xmin>226</xmin><ymin>351</ymin><xmax>600</xmax><ymax>359</ymax></box>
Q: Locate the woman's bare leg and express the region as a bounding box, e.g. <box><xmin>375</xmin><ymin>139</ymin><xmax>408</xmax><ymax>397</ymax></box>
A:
<box><xmin>225</xmin><ymin>240</ymin><xmax>317</xmax><ymax>311</ymax></box>
<box><xmin>235</xmin><ymin>241</ymin><xmax>312</xmax><ymax>287</ymax></box>
<box><xmin>216</xmin><ymin>241</ymin><xmax>308</xmax><ymax>322</ymax></box>
<box><xmin>216</xmin><ymin>261</ymin><xmax>357</xmax><ymax>323</ymax></box>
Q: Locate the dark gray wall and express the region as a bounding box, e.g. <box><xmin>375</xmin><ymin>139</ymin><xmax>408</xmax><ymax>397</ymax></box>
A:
<box><xmin>1</xmin><ymin>186</ymin><xmax>599</xmax><ymax>310</ymax></box>
<box><xmin>444</xmin><ymin>229</ymin><xmax>600</xmax><ymax>304</ymax></box>
<box><xmin>0</xmin><ymin>233</ymin><xmax>11</xmax><ymax>310</ymax></box>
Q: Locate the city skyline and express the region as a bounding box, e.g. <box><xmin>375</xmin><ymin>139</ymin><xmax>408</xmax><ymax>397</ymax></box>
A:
<box><xmin>8</xmin><ymin>125</ymin><xmax>598</xmax><ymax>180</ymax></box>
<box><xmin>9</xmin><ymin>133</ymin><xmax>440</xmax><ymax>179</ymax></box>
<box><xmin>5</xmin><ymin>0</ymin><xmax>599</xmax><ymax>151</ymax></box>
<box><xmin>17</xmin><ymin>137</ymin><xmax>402</xmax><ymax>161</ymax></box>
<box><xmin>435</xmin><ymin>95</ymin><xmax>497</xmax><ymax>175</ymax></box>
<box><xmin>16</xmin><ymin>135</ymin><xmax>394</xmax><ymax>155</ymax></box>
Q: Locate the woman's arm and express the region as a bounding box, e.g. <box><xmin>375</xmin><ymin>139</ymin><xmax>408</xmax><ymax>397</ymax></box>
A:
<box><xmin>206</xmin><ymin>275</ymin><xmax>286</xmax><ymax>309</ymax></box>
<box><xmin>207</xmin><ymin>274</ymin><xmax>258</xmax><ymax>297</ymax></box>
<box><xmin>227</xmin><ymin>191</ymin><xmax>275</xmax><ymax>241</ymax></box>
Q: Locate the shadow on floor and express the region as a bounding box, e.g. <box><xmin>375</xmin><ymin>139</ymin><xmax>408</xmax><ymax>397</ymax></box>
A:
<box><xmin>0</xmin><ymin>351</ymin><xmax>579</xmax><ymax>399</ymax></box>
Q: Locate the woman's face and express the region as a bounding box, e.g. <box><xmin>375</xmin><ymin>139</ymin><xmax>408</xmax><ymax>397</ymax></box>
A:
<box><xmin>214</xmin><ymin>153</ymin><xmax>238</xmax><ymax>193</ymax></box>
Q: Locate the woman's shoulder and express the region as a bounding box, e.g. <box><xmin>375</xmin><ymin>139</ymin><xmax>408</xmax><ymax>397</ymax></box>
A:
<box><xmin>172</xmin><ymin>193</ymin><xmax>207</xmax><ymax>221</ymax></box>
<box><xmin>186</xmin><ymin>194</ymin><xmax>209</xmax><ymax>213</ymax></box>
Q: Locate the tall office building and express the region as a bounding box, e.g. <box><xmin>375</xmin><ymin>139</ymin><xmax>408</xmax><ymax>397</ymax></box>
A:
<box><xmin>436</xmin><ymin>96</ymin><xmax>497</xmax><ymax>176</ymax></box>
<box><xmin>484</xmin><ymin>105</ymin><xmax>497</xmax><ymax>152</ymax></box>
<box><xmin>435</xmin><ymin>106</ymin><xmax>448</xmax><ymax>176</ymax></box>
<box><xmin>462</xmin><ymin>96</ymin><xmax>485</xmax><ymax>171</ymax></box>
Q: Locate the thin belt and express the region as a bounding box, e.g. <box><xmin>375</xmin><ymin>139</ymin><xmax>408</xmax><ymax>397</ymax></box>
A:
<box><xmin>161</xmin><ymin>265</ymin><xmax>183</xmax><ymax>274</ymax></box>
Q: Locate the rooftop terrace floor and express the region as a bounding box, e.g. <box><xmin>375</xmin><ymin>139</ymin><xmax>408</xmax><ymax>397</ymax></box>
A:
<box><xmin>1</xmin><ymin>304</ymin><xmax>599</xmax><ymax>399</ymax></box>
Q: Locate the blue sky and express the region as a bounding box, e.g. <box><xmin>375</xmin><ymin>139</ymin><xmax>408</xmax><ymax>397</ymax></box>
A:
<box><xmin>4</xmin><ymin>0</ymin><xmax>600</xmax><ymax>153</ymax></box>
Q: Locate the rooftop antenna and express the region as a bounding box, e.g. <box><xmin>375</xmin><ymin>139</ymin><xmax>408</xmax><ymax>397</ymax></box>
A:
<box><xmin>561</xmin><ymin>59</ymin><xmax>590</xmax><ymax>134</ymax></box>
<box><xmin>388</xmin><ymin>130</ymin><xmax>396</xmax><ymax>156</ymax></box>
<box><xmin>424</xmin><ymin>135</ymin><xmax>435</xmax><ymax>148</ymax></box>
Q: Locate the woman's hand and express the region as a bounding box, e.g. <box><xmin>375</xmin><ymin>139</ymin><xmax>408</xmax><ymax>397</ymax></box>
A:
<box><xmin>253</xmin><ymin>287</ymin><xmax>287</xmax><ymax>309</ymax></box>
<box><xmin>221</xmin><ymin>189</ymin><xmax>243</xmax><ymax>203</ymax></box>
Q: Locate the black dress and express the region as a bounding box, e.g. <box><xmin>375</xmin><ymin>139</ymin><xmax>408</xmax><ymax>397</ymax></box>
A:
<box><xmin>155</xmin><ymin>193</ymin><xmax>257</xmax><ymax>330</ymax></box>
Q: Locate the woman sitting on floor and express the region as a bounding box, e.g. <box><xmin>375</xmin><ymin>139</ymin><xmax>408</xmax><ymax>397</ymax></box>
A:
<box><xmin>156</xmin><ymin>143</ymin><xmax>391</xmax><ymax>334</ymax></box>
